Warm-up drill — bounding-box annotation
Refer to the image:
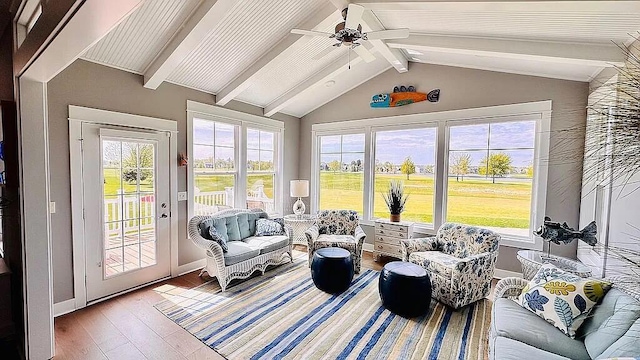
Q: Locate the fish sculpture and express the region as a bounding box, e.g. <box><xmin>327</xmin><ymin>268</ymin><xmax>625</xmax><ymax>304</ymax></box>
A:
<box><xmin>534</xmin><ymin>216</ymin><xmax>598</xmax><ymax>246</ymax></box>
<box><xmin>370</xmin><ymin>86</ymin><xmax>440</xmax><ymax>108</ymax></box>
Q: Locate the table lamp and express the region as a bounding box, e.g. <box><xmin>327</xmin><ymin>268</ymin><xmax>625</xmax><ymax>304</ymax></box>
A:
<box><xmin>290</xmin><ymin>180</ymin><xmax>309</xmax><ymax>216</ymax></box>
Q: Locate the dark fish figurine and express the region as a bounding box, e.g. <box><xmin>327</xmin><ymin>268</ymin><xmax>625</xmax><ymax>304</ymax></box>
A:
<box><xmin>534</xmin><ymin>216</ymin><xmax>597</xmax><ymax>246</ymax></box>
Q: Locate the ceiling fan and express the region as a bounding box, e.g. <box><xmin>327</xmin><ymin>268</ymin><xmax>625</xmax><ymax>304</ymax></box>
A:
<box><xmin>290</xmin><ymin>4</ymin><xmax>409</xmax><ymax>63</ymax></box>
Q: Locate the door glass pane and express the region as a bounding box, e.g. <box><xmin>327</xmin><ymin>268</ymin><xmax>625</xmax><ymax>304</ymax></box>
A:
<box><xmin>102</xmin><ymin>139</ymin><xmax>157</xmax><ymax>278</ymax></box>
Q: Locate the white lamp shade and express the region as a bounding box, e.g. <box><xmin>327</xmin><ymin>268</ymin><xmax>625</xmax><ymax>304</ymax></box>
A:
<box><xmin>290</xmin><ymin>180</ymin><xmax>309</xmax><ymax>197</ymax></box>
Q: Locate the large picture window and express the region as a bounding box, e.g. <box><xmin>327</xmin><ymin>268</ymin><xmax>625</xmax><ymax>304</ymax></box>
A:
<box><xmin>318</xmin><ymin>134</ymin><xmax>365</xmax><ymax>214</ymax></box>
<box><xmin>187</xmin><ymin>101</ymin><xmax>284</xmax><ymax>218</ymax></box>
<box><xmin>446</xmin><ymin>121</ymin><xmax>536</xmax><ymax>237</ymax></box>
<box><xmin>374</xmin><ymin>127</ymin><xmax>437</xmax><ymax>224</ymax></box>
<box><xmin>311</xmin><ymin>102</ymin><xmax>551</xmax><ymax>249</ymax></box>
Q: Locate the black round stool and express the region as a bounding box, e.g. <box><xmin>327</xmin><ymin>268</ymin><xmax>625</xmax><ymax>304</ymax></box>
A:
<box><xmin>311</xmin><ymin>248</ymin><xmax>354</xmax><ymax>294</ymax></box>
<box><xmin>379</xmin><ymin>261</ymin><xmax>432</xmax><ymax>318</ymax></box>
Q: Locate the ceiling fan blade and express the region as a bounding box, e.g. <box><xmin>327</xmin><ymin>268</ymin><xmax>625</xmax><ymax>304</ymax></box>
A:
<box><xmin>344</xmin><ymin>4</ymin><xmax>364</xmax><ymax>30</ymax></box>
<box><xmin>365</xmin><ymin>28</ymin><xmax>410</xmax><ymax>40</ymax></box>
<box><xmin>353</xmin><ymin>45</ymin><xmax>376</xmax><ymax>63</ymax></box>
<box><xmin>291</xmin><ymin>29</ymin><xmax>335</xmax><ymax>38</ymax></box>
<box><xmin>313</xmin><ymin>45</ymin><xmax>339</xmax><ymax>60</ymax></box>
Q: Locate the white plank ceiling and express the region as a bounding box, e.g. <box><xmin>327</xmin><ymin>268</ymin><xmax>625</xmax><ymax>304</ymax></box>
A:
<box><xmin>80</xmin><ymin>0</ymin><xmax>640</xmax><ymax>118</ymax></box>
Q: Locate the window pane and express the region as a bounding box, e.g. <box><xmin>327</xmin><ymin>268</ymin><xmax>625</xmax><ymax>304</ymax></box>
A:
<box><xmin>215</xmin><ymin>146</ymin><xmax>234</xmax><ymax>170</ymax></box>
<box><xmin>490</xmin><ymin>121</ymin><xmax>536</xmax><ymax>149</ymax></box>
<box><xmin>319</xmin><ymin>172</ymin><xmax>364</xmax><ymax>214</ymax></box>
<box><xmin>193</xmin><ymin>119</ymin><xmax>214</xmax><ymax>145</ymax></box>
<box><xmin>260</xmin><ymin>131</ymin><xmax>274</xmax><ymax>150</ymax></box>
<box><xmin>247</xmin><ymin>129</ymin><xmax>260</xmax><ymax>149</ymax></box>
<box><xmin>247</xmin><ymin>173</ymin><xmax>274</xmax><ymax>213</ymax></box>
<box><xmin>447</xmin><ymin>123</ymin><xmax>534</xmax><ymax>237</ymax></box>
<box><xmin>260</xmin><ymin>150</ymin><xmax>274</xmax><ymax>171</ymax></box>
<box><xmin>193</xmin><ymin>145</ymin><xmax>215</xmax><ymax>169</ymax></box>
<box><xmin>342</xmin><ymin>134</ymin><xmax>365</xmax><ymax>152</ymax></box>
<box><xmin>318</xmin><ymin>134</ymin><xmax>365</xmax><ymax>215</ymax></box>
<box><xmin>374</xmin><ymin>128</ymin><xmax>436</xmax><ymax>224</ymax></box>
<box><xmin>247</xmin><ymin>149</ymin><xmax>260</xmax><ymax>171</ymax></box>
<box><xmin>193</xmin><ymin>173</ymin><xmax>235</xmax><ymax>215</ymax></box>
<box><xmin>321</xmin><ymin>135</ymin><xmax>341</xmax><ymax>153</ymax></box>
<box><xmin>449</xmin><ymin>124</ymin><xmax>489</xmax><ymax>150</ymax></box>
<box><xmin>215</xmin><ymin>123</ymin><xmax>234</xmax><ymax>147</ymax></box>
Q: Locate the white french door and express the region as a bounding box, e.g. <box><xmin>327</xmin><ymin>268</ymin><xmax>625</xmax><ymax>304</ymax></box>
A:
<box><xmin>82</xmin><ymin>124</ymin><xmax>171</xmax><ymax>302</ymax></box>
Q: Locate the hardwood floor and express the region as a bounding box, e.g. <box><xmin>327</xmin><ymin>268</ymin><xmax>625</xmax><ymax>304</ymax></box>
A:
<box><xmin>53</xmin><ymin>248</ymin><xmax>493</xmax><ymax>359</ymax></box>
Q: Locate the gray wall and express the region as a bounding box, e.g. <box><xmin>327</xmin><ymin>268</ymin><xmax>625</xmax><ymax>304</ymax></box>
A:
<box><xmin>47</xmin><ymin>59</ymin><xmax>300</xmax><ymax>302</ymax></box>
<box><xmin>300</xmin><ymin>62</ymin><xmax>589</xmax><ymax>273</ymax></box>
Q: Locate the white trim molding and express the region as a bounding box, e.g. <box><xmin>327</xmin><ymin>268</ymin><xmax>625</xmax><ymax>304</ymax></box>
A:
<box><xmin>68</xmin><ymin>105</ymin><xmax>179</xmax><ymax>310</ymax></box>
<box><xmin>311</xmin><ymin>101</ymin><xmax>551</xmax><ymax>251</ymax></box>
<box><xmin>177</xmin><ymin>259</ymin><xmax>207</xmax><ymax>277</ymax></box>
<box><xmin>53</xmin><ymin>299</ymin><xmax>76</xmax><ymax>317</ymax></box>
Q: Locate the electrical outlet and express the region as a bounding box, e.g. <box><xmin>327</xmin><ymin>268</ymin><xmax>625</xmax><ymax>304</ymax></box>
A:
<box><xmin>178</xmin><ymin>191</ymin><xmax>187</xmax><ymax>201</ymax></box>
<box><xmin>50</xmin><ymin>201</ymin><xmax>56</xmax><ymax>214</ymax></box>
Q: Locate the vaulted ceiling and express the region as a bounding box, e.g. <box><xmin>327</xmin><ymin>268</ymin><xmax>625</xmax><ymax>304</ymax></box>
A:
<box><xmin>80</xmin><ymin>0</ymin><xmax>640</xmax><ymax>118</ymax></box>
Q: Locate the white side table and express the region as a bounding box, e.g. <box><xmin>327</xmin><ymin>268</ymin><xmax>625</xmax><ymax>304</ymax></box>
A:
<box><xmin>284</xmin><ymin>214</ymin><xmax>316</xmax><ymax>246</ymax></box>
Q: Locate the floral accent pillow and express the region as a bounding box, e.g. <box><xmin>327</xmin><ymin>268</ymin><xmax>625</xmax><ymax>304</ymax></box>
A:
<box><xmin>209</xmin><ymin>226</ymin><xmax>228</xmax><ymax>253</ymax></box>
<box><xmin>255</xmin><ymin>218</ymin><xmax>285</xmax><ymax>236</ymax></box>
<box><xmin>517</xmin><ymin>263</ymin><xmax>612</xmax><ymax>338</ymax></box>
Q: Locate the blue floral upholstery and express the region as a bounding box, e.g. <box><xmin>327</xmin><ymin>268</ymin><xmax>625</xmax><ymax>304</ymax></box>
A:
<box><xmin>305</xmin><ymin>210</ymin><xmax>366</xmax><ymax>273</ymax></box>
<box><xmin>401</xmin><ymin>222</ymin><xmax>500</xmax><ymax>309</ymax></box>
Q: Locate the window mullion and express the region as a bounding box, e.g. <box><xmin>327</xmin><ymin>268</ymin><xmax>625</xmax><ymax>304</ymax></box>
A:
<box><xmin>434</xmin><ymin>121</ymin><xmax>447</xmax><ymax>229</ymax></box>
<box><xmin>237</xmin><ymin>125</ymin><xmax>247</xmax><ymax>209</ymax></box>
<box><xmin>363</xmin><ymin>127</ymin><xmax>373</xmax><ymax>221</ymax></box>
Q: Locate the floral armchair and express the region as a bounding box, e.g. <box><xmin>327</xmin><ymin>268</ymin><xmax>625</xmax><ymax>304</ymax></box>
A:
<box><xmin>401</xmin><ymin>222</ymin><xmax>501</xmax><ymax>309</ymax></box>
<box><xmin>305</xmin><ymin>210</ymin><xmax>366</xmax><ymax>273</ymax></box>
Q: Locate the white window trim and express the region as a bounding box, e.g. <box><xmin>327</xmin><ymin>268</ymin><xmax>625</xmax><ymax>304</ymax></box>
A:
<box><xmin>186</xmin><ymin>101</ymin><xmax>285</xmax><ymax>220</ymax></box>
<box><xmin>311</xmin><ymin>101</ymin><xmax>551</xmax><ymax>250</ymax></box>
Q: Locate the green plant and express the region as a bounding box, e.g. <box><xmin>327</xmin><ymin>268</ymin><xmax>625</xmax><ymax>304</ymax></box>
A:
<box><xmin>479</xmin><ymin>152</ymin><xmax>513</xmax><ymax>183</ymax></box>
<box><xmin>382</xmin><ymin>180</ymin><xmax>408</xmax><ymax>215</ymax></box>
<box><xmin>401</xmin><ymin>157</ymin><xmax>416</xmax><ymax>179</ymax></box>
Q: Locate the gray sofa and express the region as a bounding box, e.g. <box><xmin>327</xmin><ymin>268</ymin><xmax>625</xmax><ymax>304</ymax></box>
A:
<box><xmin>189</xmin><ymin>209</ymin><xmax>293</xmax><ymax>291</ymax></box>
<box><xmin>491</xmin><ymin>277</ymin><xmax>640</xmax><ymax>359</ymax></box>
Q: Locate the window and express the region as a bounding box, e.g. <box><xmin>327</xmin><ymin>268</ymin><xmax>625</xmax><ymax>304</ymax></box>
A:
<box><xmin>318</xmin><ymin>134</ymin><xmax>365</xmax><ymax>214</ymax></box>
<box><xmin>187</xmin><ymin>101</ymin><xmax>284</xmax><ymax>218</ymax></box>
<box><xmin>192</xmin><ymin>119</ymin><xmax>236</xmax><ymax>214</ymax></box>
<box><xmin>374</xmin><ymin>127</ymin><xmax>437</xmax><ymax>224</ymax></box>
<box><xmin>311</xmin><ymin>101</ymin><xmax>551</xmax><ymax>249</ymax></box>
<box><xmin>247</xmin><ymin>129</ymin><xmax>276</xmax><ymax>213</ymax></box>
<box><xmin>446</xmin><ymin>121</ymin><xmax>536</xmax><ymax>238</ymax></box>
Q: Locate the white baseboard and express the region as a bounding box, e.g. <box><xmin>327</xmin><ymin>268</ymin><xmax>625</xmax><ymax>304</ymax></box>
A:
<box><xmin>363</xmin><ymin>243</ymin><xmax>374</xmax><ymax>253</ymax></box>
<box><xmin>54</xmin><ymin>299</ymin><xmax>76</xmax><ymax>317</ymax></box>
<box><xmin>493</xmin><ymin>268</ymin><xmax>522</xmax><ymax>279</ymax></box>
<box><xmin>177</xmin><ymin>259</ymin><xmax>206</xmax><ymax>276</ymax></box>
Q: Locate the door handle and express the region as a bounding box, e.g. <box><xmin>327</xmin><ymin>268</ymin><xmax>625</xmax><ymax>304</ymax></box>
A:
<box><xmin>160</xmin><ymin>213</ymin><xmax>168</xmax><ymax>218</ymax></box>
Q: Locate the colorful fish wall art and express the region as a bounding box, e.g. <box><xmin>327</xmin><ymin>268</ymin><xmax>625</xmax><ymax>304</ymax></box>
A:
<box><xmin>370</xmin><ymin>86</ymin><xmax>440</xmax><ymax>108</ymax></box>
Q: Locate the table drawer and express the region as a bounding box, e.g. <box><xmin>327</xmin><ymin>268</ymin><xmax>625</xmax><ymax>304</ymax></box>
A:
<box><xmin>375</xmin><ymin>222</ymin><xmax>408</xmax><ymax>233</ymax></box>
<box><xmin>375</xmin><ymin>228</ymin><xmax>409</xmax><ymax>239</ymax></box>
<box><xmin>374</xmin><ymin>242</ymin><xmax>403</xmax><ymax>257</ymax></box>
<box><xmin>375</xmin><ymin>236</ymin><xmax>401</xmax><ymax>246</ymax></box>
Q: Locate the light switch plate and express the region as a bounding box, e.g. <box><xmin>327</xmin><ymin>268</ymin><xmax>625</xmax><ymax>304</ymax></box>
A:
<box><xmin>178</xmin><ymin>191</ymin><xmax>187</xmax><ymax>201</ymax></box>
<box><xmin>50</xmin><ymin>201</ymin><xmax>56</xmax><ymax>214</ymax></box>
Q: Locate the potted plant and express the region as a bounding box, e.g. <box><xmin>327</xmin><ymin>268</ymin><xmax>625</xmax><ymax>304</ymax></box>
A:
<box><xmin>383</xmin><ymin>180</ymin><xmax>408</xmax><ymax>222</ymax></box>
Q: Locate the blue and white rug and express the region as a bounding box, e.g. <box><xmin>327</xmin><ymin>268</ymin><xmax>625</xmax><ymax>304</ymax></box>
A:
<box><xmin>155</xmin><ymin>259</ymin><xmax>491</xmax><ymax>359</ymax></box>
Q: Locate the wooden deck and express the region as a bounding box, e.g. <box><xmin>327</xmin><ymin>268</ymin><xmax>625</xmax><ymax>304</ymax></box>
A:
<box><xmin>104</xmin><ymin>231</ymin><xmax>156</xmax><ymax>277</ymax></box>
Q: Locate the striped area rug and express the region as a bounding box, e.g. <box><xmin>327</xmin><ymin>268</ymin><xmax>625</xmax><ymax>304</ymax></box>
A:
<box><xmin>155</xmin><ymin>258</ymin><xmax>491</xmax><ymax>360</ymax></box>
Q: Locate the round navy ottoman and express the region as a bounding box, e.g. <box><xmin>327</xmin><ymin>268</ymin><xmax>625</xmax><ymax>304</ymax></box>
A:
<box><xmin>311</xmin><ymin>248</ymin><xmax>354</xmax><ymax>294</ymax></box>
<box><xmin>379</xmin><ymin>261</ymin><xmax>431</xmax><ymax>318</ymax></box>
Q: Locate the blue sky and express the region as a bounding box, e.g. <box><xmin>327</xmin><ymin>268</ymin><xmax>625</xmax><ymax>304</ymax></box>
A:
<box><xmin>319</xmin><ymin>121</ymin><xmax>536</xmax><ymax>167</ymax></box>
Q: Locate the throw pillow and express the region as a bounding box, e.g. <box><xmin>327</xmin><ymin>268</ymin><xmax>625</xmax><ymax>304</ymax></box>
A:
<box><xmin>517</xmin><ymin>263</ymin><xmax>612</xmax><ymax>338</ymax></box>
<box><xmin>248</xmin><ymin>211</ymin><xmax>267</xmax><ymax>235</ymax></box>
<box><xmin>199</xmin><ymin>217</ymin><xmax>229</xmax><ymax>242</ymax></box>
<box><xmin>237</xmin><ymin>213</ymin><xmax>251</xmax><ymax>239</ymax></box>
<box><xmin>255</xmin><ymin>218</ymin><xmax>285</xmax><ymax>236</ymax></box>
<box><xmin>225</xmin><ymin>215</ymin><xmax>242</xmax><ymax>241</ymax></box>
<box><xmin>209</xmin><ymin>226</ymin><xmax>228</xmax><ymax>252</ymax></box>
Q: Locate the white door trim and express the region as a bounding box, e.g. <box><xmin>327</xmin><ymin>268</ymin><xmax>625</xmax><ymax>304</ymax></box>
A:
<box><xmin>68</xmin><ymin>105</ymin><xmax>178</xmax><ymax>310</ymax></box>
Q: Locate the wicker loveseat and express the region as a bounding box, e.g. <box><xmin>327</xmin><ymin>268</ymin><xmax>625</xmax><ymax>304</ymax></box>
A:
<box><xmin>188</xmin><ymin>209</ymin><xmax>293</xmax><ymax>291</ymax></box>
<box><xmin>401</xmin><ymin>222</ymin><xmax>501</xmax><ymax>309</ymax></box>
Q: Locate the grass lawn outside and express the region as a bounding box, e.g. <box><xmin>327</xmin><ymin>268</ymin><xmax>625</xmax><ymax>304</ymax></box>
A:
<box><xmin>320</xmin><ymin>172</ymin><xmax>532</xmax><ymax>230</ymax></box>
